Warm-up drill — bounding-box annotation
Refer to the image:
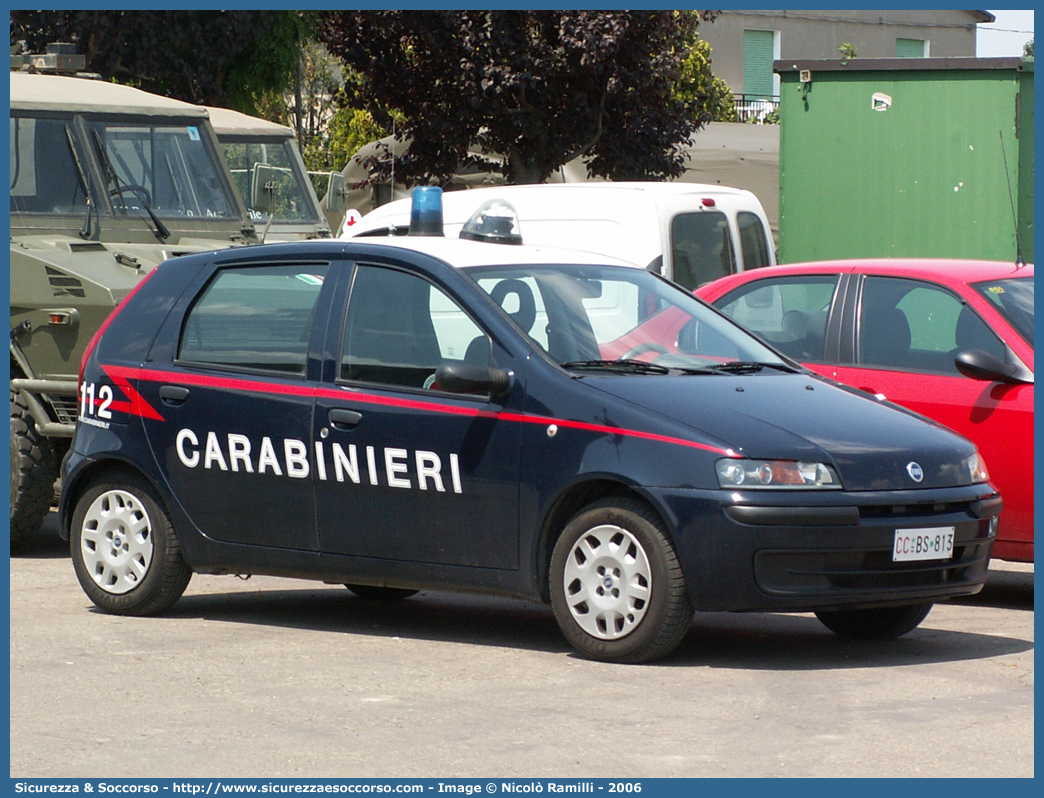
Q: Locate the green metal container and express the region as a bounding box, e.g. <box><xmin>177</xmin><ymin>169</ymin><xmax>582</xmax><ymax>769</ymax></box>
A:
<box><xmin>776</xmin><ymin>57</ymin><xmax>1033</xmax><ymax>264</ymax></box>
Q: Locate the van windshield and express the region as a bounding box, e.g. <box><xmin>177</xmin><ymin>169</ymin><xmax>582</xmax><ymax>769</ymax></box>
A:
<box><xmin>470</xmin><ymin>263</ymin><xmax>785</xmax><ymax>372</ymax></box>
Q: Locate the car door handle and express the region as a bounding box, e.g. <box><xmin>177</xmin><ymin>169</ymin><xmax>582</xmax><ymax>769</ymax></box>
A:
<box><xmin>159</xmin><ymin>385</ymin><xmax>190</xmax><ymax>405</ymax></box>
<box><xmin>329</xmin><ymin>408</ymin><xmax>363</xmax><ymax>429</ymax></box>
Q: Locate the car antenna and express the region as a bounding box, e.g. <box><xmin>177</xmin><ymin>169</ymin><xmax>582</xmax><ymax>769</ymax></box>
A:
<box><xmin>998</xmin><ymin>130</ymin><xmax>1025</xmax><ymax>267</ymax></box>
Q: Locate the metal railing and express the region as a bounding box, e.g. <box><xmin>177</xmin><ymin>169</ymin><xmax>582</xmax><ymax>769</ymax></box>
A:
<box><xmin>734</xmin><ymin>94</ymin><xmax>780</xmax><ymax>123</ymax></box>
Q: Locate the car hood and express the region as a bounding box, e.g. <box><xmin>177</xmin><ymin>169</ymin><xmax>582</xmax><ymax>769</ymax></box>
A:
<box><xmin>584</xmin><ymin>371</ymin><xmax>978</xmax><ymax>492</ymax></box>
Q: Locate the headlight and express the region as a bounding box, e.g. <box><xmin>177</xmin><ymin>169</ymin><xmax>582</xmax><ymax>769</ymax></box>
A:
<box><xmin>716</xmin><ymin>458</ymin><xmax>841</xmax><ymax>489</ymax></box>
<box><xmin>963</xmin><ymin>451</ymin><xmax>990</xmax><ymax>484</ymax></box>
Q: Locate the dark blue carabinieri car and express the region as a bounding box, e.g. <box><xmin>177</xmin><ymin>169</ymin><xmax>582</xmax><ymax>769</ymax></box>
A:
<box><xmin>60</xmin><ymin>203</ymin><xmax>1001</xmax><ymax>663</ymax></box>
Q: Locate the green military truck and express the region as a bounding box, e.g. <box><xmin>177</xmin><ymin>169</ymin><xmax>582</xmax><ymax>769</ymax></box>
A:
<box><xmin>207</xmin><ymin>105</ymin><xmax>346</xmax><ymax>242</ymax></box>
<box><xmin>10</xmin><ymin>63</ymin><xmax>258</xmax><ymax>547</ymax></box>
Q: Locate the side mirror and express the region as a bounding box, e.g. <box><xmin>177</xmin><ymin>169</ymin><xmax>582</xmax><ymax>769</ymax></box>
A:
<box><xmin>250</xmin><ymin>163</ymin><xmax>279</xmax><ymax>215</ymax></box>
<box><xmin>324</xmin><ymin>172</ymin><xmax>347</xmax><ymax>214</ymax></box>
<box><xmin>435</xmin><ymin>361</ymin><xmax>512</xmax><ymax>398</ymax></box>
<box><xmin>954</xmin><ymin>349</ymin><xmax>1022</xmax><ymax>383</ymax></box>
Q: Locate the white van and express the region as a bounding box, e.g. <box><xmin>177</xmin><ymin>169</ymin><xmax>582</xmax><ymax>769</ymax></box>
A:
<box><xmin>342</xmin><ymin>182</ymin><xmax>776</xmax><ymax>289</ymax></box>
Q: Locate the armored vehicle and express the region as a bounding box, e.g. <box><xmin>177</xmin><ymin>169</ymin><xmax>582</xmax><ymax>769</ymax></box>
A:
<box><xmin>10</xmin><ymin>68</ymin><xmax>257</xmax><ymax>547</ymax></box>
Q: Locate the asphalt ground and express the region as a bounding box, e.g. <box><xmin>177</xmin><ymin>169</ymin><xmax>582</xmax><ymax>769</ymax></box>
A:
<box><xmin>9</xmin><ymin>512</ymin><xmax>1033</xmax><ymax>779</ymax></box>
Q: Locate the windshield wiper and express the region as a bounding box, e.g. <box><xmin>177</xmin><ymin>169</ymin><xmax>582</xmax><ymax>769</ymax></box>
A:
<box><xmin>706</xmin><ymin>361</ymin><xmax>798</xmax><ymax>374</ymax></box>
<box><xmin>561</xmin><ymin>359</ymin><xmax>672</xmax><ymax>375</ymax></box>
<box><xmin>64</xmin><ymin>125</ymin><xmax>96</xmax><ymax>240</ymax></box>
<box><xmin>91</xmin><ymin>130</ymin><xmax>170</xmax><ymax>241</ymax></box>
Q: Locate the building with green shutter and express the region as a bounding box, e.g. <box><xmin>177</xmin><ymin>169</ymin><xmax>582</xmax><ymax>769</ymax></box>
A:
<box><xmin>700</xmin><ymin>11</ymin><xmax>993</xmax><ymax>119</ymax></box>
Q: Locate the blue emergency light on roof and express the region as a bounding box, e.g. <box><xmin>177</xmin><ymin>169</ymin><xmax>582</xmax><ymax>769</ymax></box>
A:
<box><xmin>459</xmin><ymin>198</ymin><xmax>524</xmax><ymax>245</ymax></box>
<box><xmin>409</xmin><ymin>186</ymin><xmax>444</xmax><ymax>236</ymax></box>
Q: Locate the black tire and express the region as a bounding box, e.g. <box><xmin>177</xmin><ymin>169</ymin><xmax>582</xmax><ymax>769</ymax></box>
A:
<box><xmin>815</xmin><ymin>603</ymin><xmax>933</xmax><ymax>640</ymax></box>
<box><xmin>550</xmin><ymin>497</ymin><xmax>694</xmax><ymax>663</ymax></box>
<box><xmin>70</xmin><ymin>473</ymin><xmax>191</xmax><ymax>615</ymax></box>
<box><xmin>345</xmin><ymin>584</ymin><xmax>419</xmax><ymax>601</ymax></box>
<box><xmin>10</xmin><ymin>387</ymin><xmax>58</xmax><ymax>550</ymax></box>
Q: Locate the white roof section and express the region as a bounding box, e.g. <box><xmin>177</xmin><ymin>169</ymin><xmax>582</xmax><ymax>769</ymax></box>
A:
<box><xmin>206</xmin><ymin>106</ymin><xmax>294</xmax><ymax>139</ymax></box>
<box><xmin>352</xmin><ymin>235</ymin><xmax>636</xmax><ymax>271</ymax></box>
<box><xmin>349</xmin><ymin>182</ymin><xmax>757</xmax><ymax>233</ymax></box>
<box><xmin>9</xmin><ymin>72</ymin><xmax>209</xmax><ymax>118</ymax></box>
<box><xmin>345</xmin><ymin>181</ymin><xmax>765</xmax><ymax>268</ymax></box>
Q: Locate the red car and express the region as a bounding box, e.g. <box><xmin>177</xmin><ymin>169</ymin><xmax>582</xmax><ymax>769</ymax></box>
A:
<box><xmin>696</xmin><ymin>259</ymin><xmax>1034</xmax><ymax>563</ymax></box>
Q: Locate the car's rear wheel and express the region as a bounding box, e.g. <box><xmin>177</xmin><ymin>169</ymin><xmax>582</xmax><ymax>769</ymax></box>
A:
<box><xmin>70</xmin><ymin>474</ymin><xmax>191</xmax><ymax>615</ymax></box>
<box><xmin>345</xmin><ymin>584</ymin><xmax>419</xmax><ymax>601</ymax></box>
<box><xmin>10</xmin><ymin>387</ymin><xmax>58</xmax><ymax>550</ymax></box>
<box><xmin>550</xmin><ymin>498</ymin><xmax>693</xmax><ymax>663</ymax></box>
<box><xmin>815</xmin><ymin>603</ymin><xmax>933</xmax><ymax>640</ymax></box>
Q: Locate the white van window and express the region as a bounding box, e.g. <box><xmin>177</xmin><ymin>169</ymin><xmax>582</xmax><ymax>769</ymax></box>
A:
<box><xmin>738</xmin><ymin>211</ymin><xmax>772</xmax><ymax>270</ymax></box>
<box><xmin>670</xmin><ymin>212</ymin><xmax>737</xmax><ymax>290</ymax></box>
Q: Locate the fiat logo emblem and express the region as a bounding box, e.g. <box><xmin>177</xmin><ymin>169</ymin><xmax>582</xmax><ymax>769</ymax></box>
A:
<box><xmin>906</xmin><ymin>462</ymin><xmax>924</xmax><ymax>482</ymax></box>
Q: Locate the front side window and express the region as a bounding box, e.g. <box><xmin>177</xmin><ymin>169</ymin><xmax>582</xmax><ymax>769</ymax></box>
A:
<box><xmin>715</xmin><ymin>275</ymin><xmax>838</xmax><ymax>362</ymax></box>
<box><xmin>858</xmin><ymin>276</ymin><xmax>1005</xmax><ymax>374</ymax></box>
<box><xmin>341</xmin><ymin>265</ymin><xmax>488</xmax><ymax>390</ymax></box>
<box><xmin>10</xmin><ymin>115</ymin><xmax>88</xmax><ymax>216</ymax></box>
<box><xmin>178</xmin><ymin>264</ymin><xmax>329</xmax><ymax>375</ymax></box>
<box><xmin>221</xmin><ymin>137</ymin><xmax>321</xmax><ymax>224</ymax></box>
<box><xmin>670</xmin><ymin>211</ymin><xmax>737</xmax><ymax>289</ymax></box>
<box><xmin>84</xmin><ymin>119</ymin><xmax>237</xmax><ymax>219</ymax></box>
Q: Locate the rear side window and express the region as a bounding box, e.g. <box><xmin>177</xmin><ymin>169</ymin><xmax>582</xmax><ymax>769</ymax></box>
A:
<box><xmin>670</xmin><ymin>211</ymin><xmax>737</xmax><ymax>289</ymax></box>
<box><xmin>716</xmin><ymin>275</ymin><xmax>838</xmax><ymax>362</ymax></box>
<box><xmin>737</xmin><ymin>211</ymin><xmax>772</xmax><ymax>270</ymax></box>
<box><xmin>178</xmin><ymin>264</ymin><xmax>329</xmax><ymax>375</ymax></box>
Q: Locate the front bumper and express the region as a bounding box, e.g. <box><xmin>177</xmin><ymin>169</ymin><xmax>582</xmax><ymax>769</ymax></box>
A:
<box><xmin>652</xmin><ymin>484</ymin><xmax>1001</xmax><ymax>613</ymax></box>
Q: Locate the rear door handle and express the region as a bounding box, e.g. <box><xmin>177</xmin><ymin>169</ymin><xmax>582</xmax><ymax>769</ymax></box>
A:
<box><xmin>159</xmin><ymin>385</ymin><xmax>190</xmax><ymax>406</ymax></box>
<box><xmin>329</xmin><ymin>408</ymin><xmax>362</xmax><ymax>429</ymax></box>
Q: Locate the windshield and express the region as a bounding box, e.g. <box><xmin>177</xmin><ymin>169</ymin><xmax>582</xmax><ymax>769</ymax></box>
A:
<box><xmin>469</xmin><ymin>263</ymin><xmax>786</xmax><ymax>372</ymax></box>
<box><xmin>973</xmin><ymin>274</ymin><xmax>1034</xmax><ymax>347</ymax></box>
<box><xmin>84</xmin><ymin>118</ymin><xmax>238</xmax><ymax>219</ymax></box>
<box><xmin>10</xmin><ymin>115</ymin><xmax>88</xmax><ymax>216</ymax></box>
<box><xmin>220</xmin><ymin>137</ymin><xmax>321</xmax><ymax>224</ymax></box>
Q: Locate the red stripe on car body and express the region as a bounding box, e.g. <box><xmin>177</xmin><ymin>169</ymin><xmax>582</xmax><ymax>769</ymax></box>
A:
<box><xmin>100</xmin><ymin>365</ymin><xmax>734</xmax><ymax>456</ymax></box>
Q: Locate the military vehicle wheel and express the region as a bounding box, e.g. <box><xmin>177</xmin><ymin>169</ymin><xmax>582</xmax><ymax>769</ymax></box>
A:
<box><xmin>10</xmin><ymin>387</ymin><xmax>58</xmax><ymax>550</ymax></box>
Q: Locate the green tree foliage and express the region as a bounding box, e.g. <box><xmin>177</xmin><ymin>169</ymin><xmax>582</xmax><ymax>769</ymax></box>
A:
<box><xmin>9</xmin><ymin>10</ymin><xmax>311</xmax><ymax>112</ymax></box>
<box><xmin>676</xmin><ymin>36</ymin><xmax>736</xmax><ymax>123</ymax></box>
<box><xmin>318</xmin><ymin>10</ymin><xmax>720</xmax><ymax>185</ymax></box>
<box><xmin>1024</xmin><ymin>38</ymin><xmax>1034</xmax><ymax>58</ymax></box>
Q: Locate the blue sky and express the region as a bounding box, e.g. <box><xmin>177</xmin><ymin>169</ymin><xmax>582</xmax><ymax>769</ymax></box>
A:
<box><xmin>977</xmin><ymin>9</ymin><xmax>1034</xmax><ymax>56</ymax></box>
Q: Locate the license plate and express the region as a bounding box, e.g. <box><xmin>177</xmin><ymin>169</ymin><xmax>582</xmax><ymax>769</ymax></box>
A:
<box><xmin>893</xmin><ymin>527</ymin><xmax>955</xmax><ymax>562</ymax></box>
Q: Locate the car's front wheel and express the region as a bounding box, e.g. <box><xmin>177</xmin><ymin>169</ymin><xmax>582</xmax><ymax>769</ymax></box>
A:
<box><xmin>550</xmin><ymin>498</ymin><xmax>693</xmax><ymax>663</ymax></box>
<box><xmin>815</xmin><ymin>603</ymin><xmax>933</xmax><ymax>640</ymax></box>
<box><xmin>70</xmin><ymin>474</ymin><xmax>191</xmax><ymax>615</ymax></box>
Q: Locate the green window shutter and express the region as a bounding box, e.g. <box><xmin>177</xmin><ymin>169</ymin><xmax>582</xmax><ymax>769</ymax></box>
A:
<box><xmin>896</xmin><ymin>38</ymin><xmax>926</xmax><ymax>58</ymax></box>
<box><xmin>743</xmin><ymin>30</ymin><xmax>775</xmax><ymax>99</ymax></box>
